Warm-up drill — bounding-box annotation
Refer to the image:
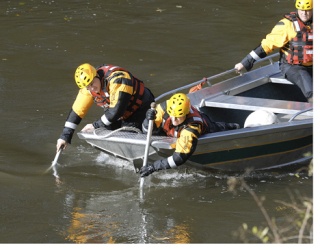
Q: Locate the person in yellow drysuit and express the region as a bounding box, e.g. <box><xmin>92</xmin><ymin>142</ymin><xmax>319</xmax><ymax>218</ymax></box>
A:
<box><xmin>235</xmin><ymin>0</ymin><xmax>313</xmax><ymax>103</ymax></box>
<box><xmin>56</xmin><ymin>63</ymin><xmax>155</xmax><ymax>152</ymax></box>
<box><xmin>139</xmin><ymin>93</ymin><xmax>239</xmax><ymax>177</ymax></box>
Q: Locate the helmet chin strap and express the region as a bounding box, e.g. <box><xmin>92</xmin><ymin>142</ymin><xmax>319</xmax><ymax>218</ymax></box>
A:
<box><xmin>99</xmin><ymin>77</ymin><xmax>110</xmax><ymax>99</ymax></box>
<box><xmin>98</xmin><ymin>76</ymin><xmax>107</xmax><ymax>93</ymax></box>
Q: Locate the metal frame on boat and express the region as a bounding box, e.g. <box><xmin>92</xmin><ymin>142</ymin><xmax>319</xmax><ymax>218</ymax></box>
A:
<box><xmin>77</xmin><ymin>53</ymin><xmax>313</xmax><ymax>172</ymax></box>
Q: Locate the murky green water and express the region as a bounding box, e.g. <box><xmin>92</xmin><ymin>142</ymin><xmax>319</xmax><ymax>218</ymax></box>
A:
<box><xmin>0</xmin><ymin>0</ymin><xmax>313</xmax><ymax>244</ymax></box>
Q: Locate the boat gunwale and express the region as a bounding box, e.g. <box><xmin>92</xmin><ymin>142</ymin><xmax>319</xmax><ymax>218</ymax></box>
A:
<box><xmin>77</xmin><ymin>118</ymin><xmax>312</xmax><ymax>148</ymax></box>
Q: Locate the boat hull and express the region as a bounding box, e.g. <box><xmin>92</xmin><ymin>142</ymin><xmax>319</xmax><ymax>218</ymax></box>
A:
<box><xmin>78</xmin><ymin>119</ymin><xmax>312</xmax><ymax>172</ymax></box>
<box><xmin>186</xmin><ymin>121</ymin><xmax>312</xmax><ymax>171</ymax></box>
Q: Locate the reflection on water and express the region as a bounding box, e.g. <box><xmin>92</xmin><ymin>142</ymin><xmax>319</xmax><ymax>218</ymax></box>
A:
<box><xmin>64</xmin><ymin>197</ymin><xmax>191</xmax><ymax>243</ymax></box>
<box><xmin>47</xmin><ymin>158</ymin><xmax>311</xmax><ymax>243</ymax></box>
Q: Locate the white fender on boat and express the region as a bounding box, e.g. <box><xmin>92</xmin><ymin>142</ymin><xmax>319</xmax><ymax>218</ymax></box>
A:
<box><xmin>244</xmin><ymin>109</ymin><xmax>279</xmax><ymax>128</ymax></box>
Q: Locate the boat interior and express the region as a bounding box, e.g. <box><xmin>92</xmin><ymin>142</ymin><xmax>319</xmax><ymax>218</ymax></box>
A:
<box><xmin>190</xmin><ymin>64</ymin><xmax>313</xmax><ymax>128</ymax></box>
<box><xmin>153</xmin><ymin>54</ymin><xmax>312</xmax><ymax>129</ymax></box>
<box><xmin>198</xmin><ymin>80</ymin><xmax>312</xmax><ymax>127</ymax></box>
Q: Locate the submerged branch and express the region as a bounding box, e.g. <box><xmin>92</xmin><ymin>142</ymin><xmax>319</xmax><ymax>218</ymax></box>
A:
<box><xmin>240</xmin><ymin>179</ymin><xmax>282</xmax><ymax>243</ymax></box>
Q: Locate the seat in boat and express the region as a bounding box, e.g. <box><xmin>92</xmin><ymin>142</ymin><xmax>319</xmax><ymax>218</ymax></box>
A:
<box><xmin>199</xmin><ymin>95</ymin><xmax>313</xmax><ymax>116</ymax></box>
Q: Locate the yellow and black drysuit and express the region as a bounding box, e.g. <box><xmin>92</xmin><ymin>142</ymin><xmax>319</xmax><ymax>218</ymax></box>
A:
<box><xmin>140</xmin><ymin>101</ymin><xmax>239</xmax><ymax>176</ymax></box>
<box><xmin>59</xmin><ymin>65</ymin><xmax>155</xmax><ymax>144</ymax></box>
<box><xmin>240</xmin><ymin>12</ymin><xmax>313</xmax><ymax>100</ymax></box>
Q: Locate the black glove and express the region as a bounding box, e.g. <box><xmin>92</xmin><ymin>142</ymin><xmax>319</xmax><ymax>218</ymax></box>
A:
<box><xmin>140</xmin><ymin>164</ymin><xmax>156</xmax><ymax>177</ymax></box>
<box><xmin>146</xmin><ymin>108</ymin><xmax>157</xmax><ymax>121</ymax></box>
<box><xmin>92</xmin><ymin>118</ymin><xmax>115</xmax><ymax>130</ymax></box>
<box><xmin>92</xmin><ymin>118</ymin><xmax>105</xmax><ymax>129</ymax></box>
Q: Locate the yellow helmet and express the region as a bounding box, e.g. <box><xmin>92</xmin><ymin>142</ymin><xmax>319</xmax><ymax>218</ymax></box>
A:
<box><xmin>167</xmin><ymin>93</ymin><xmax>190</xmax><ymax>117</ymax></box>
<box><xmin>295</xmin><ymin>0</ymin><xmax>313</xmax><ymax>10</ymax></box>
<box><xmin>74</xmin><ymin>63</ymin><xmax>96</xmax><ymax>88</ymax></box>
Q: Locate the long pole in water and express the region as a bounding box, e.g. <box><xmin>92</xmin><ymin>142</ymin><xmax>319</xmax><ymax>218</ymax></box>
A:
<box><xmin>140</xmin><ymin>102</ymin><xmax>156</xmax><ymax>196</ymax></box>
<box><xmin>53</xmin><ymin>148</ymin><xmax>62</xmax><ymax>178</ymax></box>
<box><xmin>52</xmin><ymin>147</ymin><xmax>63</xmax><ymax>167</ymax></box>
<box><xmin>45</xmin><ymin>146</ymin><xmax>63</xmax><ymax>180</ymax></box>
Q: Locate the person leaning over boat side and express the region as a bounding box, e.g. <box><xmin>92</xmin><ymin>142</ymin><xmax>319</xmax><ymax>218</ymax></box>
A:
<box><xmin>56</xmin><ymin>63</ymin><xmax>155</xmax><ymax>152</ymax></box>
<box><xmin>139</xmin><ymin>93</ymin><xmax>240</xmax><ymax>177</ymax></box>
<box><xmin>234</xmin><ymin>0</ymin><xmax>313</xmax><ymax>103</ymax></box>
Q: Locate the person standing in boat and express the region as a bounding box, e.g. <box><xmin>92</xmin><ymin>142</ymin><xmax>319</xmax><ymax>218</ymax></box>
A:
<box><xmin>139</xmin><ymin>93</ymin><xmax>239</xmax><ymax>177</ymax></box>
<box><xmin>234</xmin><ymin>0</ymin><xmax>313</xmax><ymax>103</ymax></box>
<box><xmin>56</xmin><ymin>63</ymin><xmax>155</xmax><ymax>152</ymax></box>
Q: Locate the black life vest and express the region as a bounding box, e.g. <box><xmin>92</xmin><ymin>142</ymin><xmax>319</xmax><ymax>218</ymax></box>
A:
<box><xmin>91</xmin><ymin>65</ymin><xmax>145</xmax><ymax>119</ymax></box>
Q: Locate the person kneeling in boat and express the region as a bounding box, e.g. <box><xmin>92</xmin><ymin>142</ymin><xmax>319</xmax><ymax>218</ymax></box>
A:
<box><xmin>56</xmin><ymin>63</ymin><xmax>155</xmax><ymax>152</ymax></box>
<box><xmin>139</xmin><ymin>93</ymin><xmax>240</xmax><ymax>177</ymax></box>
<box><xmin>234</xmin><ymin>0</ymin><xmax>313</xmax><ymax>103</ymax></box>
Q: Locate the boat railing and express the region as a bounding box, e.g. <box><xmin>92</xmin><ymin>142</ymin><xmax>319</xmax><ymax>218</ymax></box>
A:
<box><xmin>289</xmin><ymin>107</ymin><xmax>313</xmax><ymax>122</ymax></box>
<box><xmin>155</xmin><ymin>53</ymin><xmax>280</xmax><ymax>102</ymax></box>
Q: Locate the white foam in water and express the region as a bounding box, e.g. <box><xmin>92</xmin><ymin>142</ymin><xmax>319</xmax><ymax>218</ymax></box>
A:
<box><xmin>157</xmin><ymin>171</ymin><xmax>195</xmax><ymax>180</ymax></box>
<box><xmin>74</xmin><ymin>145</ymin><xmax>134</xmax><ymax>169</ymax></box>
<box><xmin>94</xmin><ymin>152</ymin><xmax>134</xmax><ymax>170</ymax></box>
<box><xmin>76</xmin><ymin>145</ymin><xmax>90</xmax><ymax>154</ymax></box>
<box><xmin>149</xmin><ymin>169</ymin><xmax>209</xmax><ymax>188</ymax></box>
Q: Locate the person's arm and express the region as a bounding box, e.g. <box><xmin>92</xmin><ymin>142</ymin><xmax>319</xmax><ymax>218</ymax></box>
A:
<box><xmin>140</xmin><ymin>124</ymin><xmax>201</xmax><ymax>177</ymax></box>
<box><xmin>236</xmin><ymin>45</ymin><xmax>267</xmax><ymax>72</ymax></box>
<box><xmin>142</xmin><ymin>103</ymin><xmax>165</xmax><ymax>134</ymax></box>
<box><xmin>235</xmin><ymin>18</ymin><xmax>291</xmax><ymax>72</ymax></box>
<box><xmin>56</xmin><ymin>88</ymin><xmax>93</xmax><ymax>151</ymax></box>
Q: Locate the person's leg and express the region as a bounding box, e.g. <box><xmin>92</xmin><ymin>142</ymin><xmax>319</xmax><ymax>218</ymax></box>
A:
<box><xmin>283</xmin><ymin>65</ymin><xmax>313</xmax><ymax>101</ymax></box>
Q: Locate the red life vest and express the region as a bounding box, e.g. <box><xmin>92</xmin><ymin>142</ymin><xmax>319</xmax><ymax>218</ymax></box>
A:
<box><xmin>284</xmin><ymin>12</ymin><xmax>313</xmax><ymax>65</ymax></box>
<box><xmin>162</xmin><ymin>106</ymin><xmax>208</xmax><ymax>137</ymax></box>
<box><xmin>90</xmin><ymin>65</ymin><xmax>145</xmax><ymax>120</ymax></box>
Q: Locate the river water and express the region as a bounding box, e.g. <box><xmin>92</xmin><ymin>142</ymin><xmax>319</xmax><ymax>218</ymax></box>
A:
<box><xmin>0</xmin><ymin>0</ymin><xmax>314</xmax><ymax>245</ymax></box>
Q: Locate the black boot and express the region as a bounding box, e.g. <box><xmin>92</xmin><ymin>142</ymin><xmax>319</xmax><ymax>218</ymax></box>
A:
<box><xmin>226</xmin><ymin>123</ymin><xmax>240</xmax><ymax>130</ymax></box>
<box><xmin>213</xmin><ymin>122</ymin><xmax>240</xmax><ymax>131</ymax></box>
